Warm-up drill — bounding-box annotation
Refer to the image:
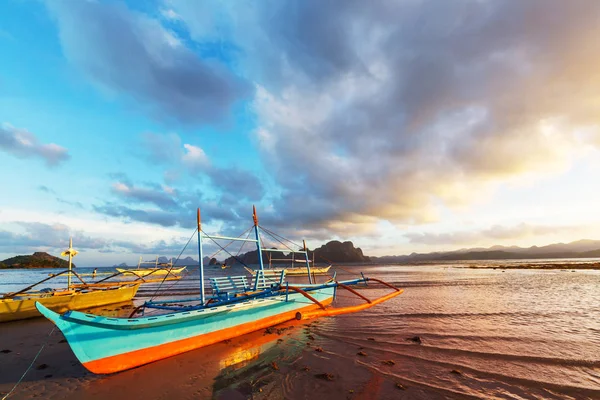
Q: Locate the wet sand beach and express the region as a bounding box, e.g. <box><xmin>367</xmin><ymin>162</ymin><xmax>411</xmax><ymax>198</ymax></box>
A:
<box><xmin>1</xmin><ymin>265</ymin><xmax>600</xmax><ymax>399</ymax></box>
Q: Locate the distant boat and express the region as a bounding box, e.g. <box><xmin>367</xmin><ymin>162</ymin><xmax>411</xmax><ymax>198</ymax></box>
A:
<box><xmin>36</xmin><ymin>207</ymin><xmax>402</xmax><ymax>374</ymax></box>
<box><xmin>1</xmin><ymin>239</ymin><xmax>139</xmax><ymax>322</ymax></box>
<box><xmin>244</xmin><ymin>265</ymin><xmax>332</xmax><ymax>276</ymax></box>
<box><xmin>287</xmin><ymin>265</ymin><xmax>331</xmax><ymax>276</ymax></box>
<box><xmin>116</xmin><ymin>256</ymin><xmax>186</xmax><ymax>277</ymax></box>
<box><xmin>245</xmin><ymin>250</ymin><xmax>332</xmax><ymax>276</ymax></box>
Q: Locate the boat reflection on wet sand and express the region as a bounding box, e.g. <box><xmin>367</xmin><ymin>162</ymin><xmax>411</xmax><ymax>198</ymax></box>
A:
<box><xmin>213</xmin><ymin>320</ymin><xmax>306</xmax><ymax>398</ymax></box>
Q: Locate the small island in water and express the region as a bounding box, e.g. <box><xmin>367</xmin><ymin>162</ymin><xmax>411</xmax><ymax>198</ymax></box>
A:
<box><xmin>0</xmin><ymin>252</ymin><xmax>74</xmax><ymax>269</ymax></box>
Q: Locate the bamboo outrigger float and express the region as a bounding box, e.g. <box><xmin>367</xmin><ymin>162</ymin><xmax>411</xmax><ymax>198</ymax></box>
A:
<box><xmin>36</xmin><ymin>207</ymin><xmax>402</xmax><ymax>374</ymax></box>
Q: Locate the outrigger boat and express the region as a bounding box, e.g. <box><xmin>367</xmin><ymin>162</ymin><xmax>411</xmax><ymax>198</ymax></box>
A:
<box><xmin>244</xmin><ymin>265</ymin><xmax>332</xmax><ymax>277</ymax></box>
<box><xmin>36</xmin><ymin>207</ymin><xmax>402</xmax><ymax>374</ymax></box>
<box><xmin>244</xmin><ymin>250</ymin><xmax>331</xmax><ymax>277</ymax></box>
<box><xmin>116</xmin><ymin>256</ymin><xmax>186</xmax><ymax>277</ymax></box>
<box><xmin>1</xmin><ymin>239</ymin><xmax>139</xmax><ymax>323</ymax></box>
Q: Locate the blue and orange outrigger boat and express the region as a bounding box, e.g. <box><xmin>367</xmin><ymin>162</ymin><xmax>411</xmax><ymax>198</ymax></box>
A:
<box><xmin>36</xmin><ymin>207</ymin><xmax>402</xmax><ymax>374</ymax></box>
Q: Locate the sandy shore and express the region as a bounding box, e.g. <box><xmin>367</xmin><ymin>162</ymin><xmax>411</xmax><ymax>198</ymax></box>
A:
<box><xmin>0</xmin><ymin>305</ymin><xmax>443</xmax><ymax>400</ymax></box>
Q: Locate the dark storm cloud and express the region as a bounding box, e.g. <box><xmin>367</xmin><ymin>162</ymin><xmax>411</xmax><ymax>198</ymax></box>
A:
<box><xmin>0</xmin><ymin>123</ymin><xmax>70</xmax><ymax>166</ymax></box>
<box><xmin>46</xmin><ymin>0</ymin><xmax>250</xmax><ymax>125</ymax></box>
<box><xmin>169</xmin><ymin>0</ymin><xmax>600</xmax><ymax>237</ymax></box>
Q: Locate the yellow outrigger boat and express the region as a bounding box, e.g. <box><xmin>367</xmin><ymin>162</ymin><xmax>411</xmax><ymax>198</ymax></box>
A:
<box><xmin>116</xmin><ymin>256</ymin><xmax>186</xmax><ymax>276</ymax></box>
<box><xmin>0</xmin><ymin>283</ymin><xmax>139</xmax><ymax>323</ymax></box>
<box><xmin>244</xmin><ymin>265</ymin><xmax>331</xmax><ymax>277</ymax></box>
<box><xmin>244</xmin><ymin>246</ymin><xmax>332</xmax><ymax>277</ymax></box>
<box><xmin>0</xmin><ymin>239</ymin><xmax>140</xmax><ymax>323</ymax></box>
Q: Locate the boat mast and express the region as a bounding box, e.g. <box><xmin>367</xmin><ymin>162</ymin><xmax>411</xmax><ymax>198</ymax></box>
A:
<box><xmin>61</xmin><ymin>237</ymin><xmax>78</xmax><ymax>290</ymax></box>
<box><xmin>303</xmin><ymin>240</ymin><xmax>313</xmax><ymax>284</ymax></box>
<box><xmin>197</xmin><ymin>208</ymin><xmax>205</xmax><ymax>305</ymax></box>
<box><xmin>253</xmin><ymin>205</ymin><xmax>265</xmax><ymax>273</ymax></box>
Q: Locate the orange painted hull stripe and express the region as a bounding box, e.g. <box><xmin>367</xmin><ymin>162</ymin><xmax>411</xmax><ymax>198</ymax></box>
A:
<box><xmin>298</xmin><ymin>289</ymin><xmax>403</xmax><ymax>319</ymax></box>
<box><xmin>83</xmin><ymin>298</ymin><xmax>333</xmax><ymax>374</ymax></box>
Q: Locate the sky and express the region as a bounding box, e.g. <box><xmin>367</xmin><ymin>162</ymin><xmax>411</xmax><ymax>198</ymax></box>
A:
<box><xmin>1</xmin><ymin>0</ymin><xmax>600</xmax><ymax>266</ymax></box>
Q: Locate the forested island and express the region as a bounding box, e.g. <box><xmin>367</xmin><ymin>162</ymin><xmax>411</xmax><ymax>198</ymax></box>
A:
<box><xmin>0</xmin><ymin>252</ymin><xmax>73</xmax><ymax>269</ymax></box>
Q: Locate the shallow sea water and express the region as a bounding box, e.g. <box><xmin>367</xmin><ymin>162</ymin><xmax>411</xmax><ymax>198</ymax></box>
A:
<box><xmin>1</xmin><ymin>264</ymin><xmax>599</xmax><ymax>399</ymax></box>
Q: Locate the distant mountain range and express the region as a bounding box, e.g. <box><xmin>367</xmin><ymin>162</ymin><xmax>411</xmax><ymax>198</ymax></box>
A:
<box><xmin>222</xmin><ymin>240</ymin><xmax>370</xmax><ymax>265</ymax></box>
<box><xmin>112</xmin><ymin>239</ymin><xmax>600</xmax><ymax>268</ymax></box>
<box><xmin>371</xmin><ymin>239</ymin><xmax>600</xmax><ymax>263</ymax></box>
<box><xmin>155</xmin><ymin>256</ymin><xmax>201</xmax><ymax>266</ymax></box>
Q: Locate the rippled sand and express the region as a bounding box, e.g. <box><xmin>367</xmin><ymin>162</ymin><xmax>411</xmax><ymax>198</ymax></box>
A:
<box><xmin>1</xmin><ymin>266</ymin><xmax>599</xmax><ymax>399</ymax></box>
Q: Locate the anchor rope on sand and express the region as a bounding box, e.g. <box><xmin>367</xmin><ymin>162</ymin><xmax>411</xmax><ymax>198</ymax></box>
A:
<box><xmin>2</xmin><ymin>326</ymin><xmax>56</xmax><ymax>400</ymax></box>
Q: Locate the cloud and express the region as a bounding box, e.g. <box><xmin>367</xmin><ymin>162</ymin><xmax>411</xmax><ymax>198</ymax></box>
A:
<box><xmin>170</xmin><ymin>0</ymin><xmax>600</xmax><ymax>236</ymax></box>
<box><xmin>139</xmin><ymin>132</ymin><xmax>183</xmax><ymax>165</ymax></box>
<box><xmin>182</xmin><ymin>144</ymin><xmax>210</xmax><ymax>170</ymax></box>
<box><xmin>112</xmin><ymin>182</ymin><xmax>179</xmax><ymax>209</ymax></box>
<box><xmin>206</xmin><ymin>166</ymin><xmax>264</xmax><ymax>202</ymax></box>
<box><xmin>38</xmin><ymin>185</ymin><xmax>56</xmax><ymax>194</ymax></box>
<box><xmin>0</xmin><ymin>123</ymin><xmax>70</xmax><ymax>166</ymax></box>
<box><xmin>94</xmin><ymin>202</ymin><xmax>190</xmax><ymax>228</ymax></box>
<box><xmin>0</xmin><ymin>222</ymin><xmax>107</xmax><ymax>253</ymax></box>
<box><xmin>406</xmin><ymin>223</ymin><xmax>580</xmax><ymax>246</ymax></box>
<box><xmin>45</xmin><ymin>0</ymin><xmax>250</xmax><ymax>125</ymax></box>
<box><xmin>95</xmin><ymin>177</ymin><xmax>244</xmax><ymax>230</ymax></box>
<box><xmin>136</xmin><ymin>132</ymin><xmax>265</xmax><ymax>210</ymax></box>
<box><xmin>0</xmin><ymin>221</ymin><xmax>196</xmax><ymax>257</ymax></box>
<box><xmin>140</xmin><ymin>132</ymin><xmax>211</xmax><ymax>175</ymax></box>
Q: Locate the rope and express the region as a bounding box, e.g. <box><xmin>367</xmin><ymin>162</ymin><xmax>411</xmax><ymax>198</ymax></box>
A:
<box><xmin>259</xmin><ymin>226</ymin><xmax>298</xmax><ymax>253</ymax></box>
<box><xmin>2</xmin><ymin>327</ymin><xmax>56</xmax><ymax>400</ymax></box>
<box><xmin>149</xmin><ymin>228</ymin><xmax>198</xmax><ymax>301</ymax></box>
<box><xmin>202</xmin><ymin>229</ymin><xmax>252</xmax><ymax>269</ymax></box>
<box><xmin>206</xmin><ymin>226</ymin><xmax>253</xmax><ymax>260</ymax></box>
<box><xmin>260</xmin><ymin>225</ymin><xmax>363</xmax><ymax>279</ymax></box>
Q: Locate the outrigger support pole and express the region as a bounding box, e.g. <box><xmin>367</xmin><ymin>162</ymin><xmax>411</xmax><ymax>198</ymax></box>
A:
<box><xmin>336</xmin><ymin>282</ymin><xmax>372</xmax><ymax>304</ymax></box>
<box><xmin>286</xmin><ymin>286</ymin><xmax>327</xmax><ymax>310</ymax></box>
<box><xmin>295</xmin><ymin>278</ymin><xmax>403</xmax><ymax>320</ymax></box>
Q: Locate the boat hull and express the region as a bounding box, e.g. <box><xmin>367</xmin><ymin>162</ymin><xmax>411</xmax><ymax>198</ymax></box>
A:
<box><xmin>116</xmin><ymin>267</ymin><xmax>186</xmax><ymax>276</ymax></box>
<box><xmin>249</xmin><ymin>266</ymin><xmax>332</xmax><ymax>277</ymax></box>
<box><xmin>0</xmin><ymin>285</ymin><xmax>139</xmax><ymax>323</ymax></box>
<box><xmin>36</xmin><ymin>286</ymin><xmax>334</xmax><ymax>374</ymax></box>
<box><xmin>286</xmin><ymin>266</ymin><xmax>332</xmax><ymax>276</ymax></box>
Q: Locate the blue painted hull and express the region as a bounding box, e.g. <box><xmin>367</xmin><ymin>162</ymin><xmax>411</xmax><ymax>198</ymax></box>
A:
<box><xmin>36</xmin><ymin>286</ymin><xmax>334</xmax><ymax>373</ymax></box>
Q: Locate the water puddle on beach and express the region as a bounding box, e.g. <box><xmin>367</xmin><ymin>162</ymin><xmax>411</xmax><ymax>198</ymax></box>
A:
<box><xmin>1</xmin><ymin>265</ymin><xmax>600</xmax><ymax>399</ymax></box>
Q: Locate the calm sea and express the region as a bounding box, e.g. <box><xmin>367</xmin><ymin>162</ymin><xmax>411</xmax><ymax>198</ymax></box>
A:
<box><xmin>1</xmin><ymin>262</ymin><xmax>599</xmax><ymax>398</ymax></box>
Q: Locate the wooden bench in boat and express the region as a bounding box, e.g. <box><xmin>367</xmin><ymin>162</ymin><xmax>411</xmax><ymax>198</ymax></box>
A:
<box><xmin>253</xmin><ymin>270</ymin><xmax>286</xmax><ymax>290</ymax></box>
<box><xmin>209</xmin><ymin>276</ymin><xmax>250</xmax><ymax>299</ymax></box>
<box><xmin>209</xmin><ymin>271</ymin><xmax>287</xmax><ymax>300</ymax></box>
